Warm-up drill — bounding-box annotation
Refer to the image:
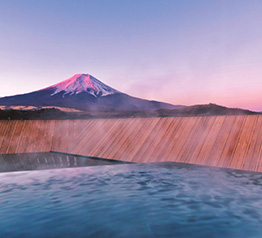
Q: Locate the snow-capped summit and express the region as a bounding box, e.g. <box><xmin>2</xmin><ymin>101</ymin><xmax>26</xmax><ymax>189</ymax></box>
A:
<box><xmin>47</xmin><ymin>74</ymin><xmax>119</xmax><ymax>97</ymax></box>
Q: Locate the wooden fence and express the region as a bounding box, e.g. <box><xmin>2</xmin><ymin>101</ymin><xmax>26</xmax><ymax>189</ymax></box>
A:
<box><xmin>1</xmin><ymin>115</ymin><xmax>262</xmax><ymax>172</ymax></box>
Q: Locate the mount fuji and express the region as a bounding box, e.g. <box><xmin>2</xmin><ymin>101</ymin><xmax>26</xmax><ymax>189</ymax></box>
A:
<box><xmin>0</xmin><ymin>74</ymin><xmax>184</xmax><ymax>112</ymax></box>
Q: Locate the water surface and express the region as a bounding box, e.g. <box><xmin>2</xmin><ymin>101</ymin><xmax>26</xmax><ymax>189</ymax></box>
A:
<box><xmin>0</xmin><ymin>162</ymin><xmax>262</xmax><ymax>237</ymax></box>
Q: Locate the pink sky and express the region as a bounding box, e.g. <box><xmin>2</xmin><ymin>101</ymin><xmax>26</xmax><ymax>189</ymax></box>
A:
<box><xmin>1</xmin><ymin>1</ymin><xmax>262</xmax><ymax>111</ymax></box>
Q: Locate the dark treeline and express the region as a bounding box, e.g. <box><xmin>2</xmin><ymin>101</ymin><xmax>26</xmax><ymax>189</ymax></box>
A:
<box><xmin>0</xmin><ymin>104</ymin><xmax>260</xmax><ymax>120</ymax></box>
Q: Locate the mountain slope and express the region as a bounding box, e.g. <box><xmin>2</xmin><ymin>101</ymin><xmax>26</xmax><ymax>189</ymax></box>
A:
<box><xmin>0</xmin><ymin>74</ymin><xmax>184</xmax><ymax>111</ymax></box>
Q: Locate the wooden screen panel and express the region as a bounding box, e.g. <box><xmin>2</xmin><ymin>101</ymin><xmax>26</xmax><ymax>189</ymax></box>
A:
<box><xmin>0</xmin><ymin>121</ymin><xmax>7</xmax><ymax>151</ymax></box>
<box><xmin>168</xmin><ymin>117</ymin><xmax>200</xmax><ymax>163</ymax></box>
<box><xmin>1</xmin><ymin>116</ymin><xmax>262</xmax><ymax>172</ymax></box>
<box><xmin>128</xmin><ymin>118</ymin><xmax>161</xmax><ymax>163</ymax></box>
<box><xmin>243</xmin><ymin>116</ymin><xmax>262</xmax><ymax>171</ymax></box>
<box><xmin>117</xmin><ymin>118</ymin><xmax>160</xmax><ymax>162</ymax></box>
<box><xmin>26</xmin><ymin>120</ymin><xmax>40</xmax><ymax>153</ymax></box>
<box><xmin>69</xmin><ymin>119</ymin><xmax>99</xmax><ymax>155</ymax></box>
<box><xmin>187</xmin><ymin>116</ymin><xmax>217</xmax><ymax>165</ymax></box>
<box><xmin>158</xmin><ymin>117</ymin><xmax>185</xmax><ymax>162</ymax></box>
<box><xmin>0</xmin><ymin>121</ymin><xmax>9</xmax><ymax>153</ymax></box>
<box><xmin>75</xmin><ymin>119</ymin><xmax>118</xmax><ymax>156</ymax></box>
<box><xmin>59</xmin><ymin>120</ymin><xmax>70</xmax><ymax>153</ymax></box>
<box><xmin>42</xmin><ymin>120</ymin><xmax>55</xmax><ymax>152</ymax></box>
<box><xmin>180</xmin><ymin>117</ymin><xmax>211</xmax><ymax>164</ymax></box>
<box><xmin>141</xmin><ymin>118</ymin><xmax>174</xmax><ymax>163</ymax></box>
<box><xmin>37</xmin><ymin>120</ymin><xmax>48</xmax><ymax>153</ymax></box>
<box><xmin>34</xmin><ymin>120</ymin><xmax>51</xmax><ymax>153</ymax></box>
<box><xmin>108</xmin><ymin>118</ymin><xmax>147</xmax><ymax>161</ymax></box>
<box><xmin>217</xmin><ymin>115</ymin><xmax>247</xmax><ymax>168</ymax></box>
<box><xmin>1</xmin><ymin>121</ymin><xmax>17</xmax><ymax>154</ymax></box>
<box><xmin>51</xmin><ymin>120</ymin><xmax>63</xmax><ymax>152</ymax></box>
<box><xmin>15</xmin><ymin>121</ymin><xmax>27</xmax><ymax>153</ymax></box>
<box><xmin>205</xmin><ymin>116</ymin><xmax>237</xmax><ymax>167</ymax></box>
<box><xmin>67</xmin><ymin>120</ymin><xmax>76</xmax><ymax>152</ymax></box>
<box><xmin>153</xmin><ymin>117</ymin><xmax>183</xmax><ymax>163</ymax></box>
<box><xmin>230</xmin><ymin>115</ymin><xmax>258</xmax><ymax>170</ymax></box>
<box><xmin>104</xmin><ymin>118</ymin><xmax>139</xmax><ymax>160</ymax></box>
<box><xmin>9</xmin><ymin>121</ymin><xmax>25</xmax><ymax>154</ymax></box>
<box><xmin>95</xmin><ymin>119</ymin><xmax>131</xmax><ymax>159</ymax></box>
<box><xmin>133</xmin><ymin>118</ymin><xmax>165</xmax><ymax>163</ymax></box>
<box><xmin>194</xmin><ymin>116</ymin><xmax>226</xmax><ymax>166</ymax></box>
<box><xmin>18</xmin><ymin>120</ymin><xmax>33</xmax><ymax>153</ymax></box>
<box><xmin>6</xmin><ymin>120</ymin><xmax>19</xmax><ymax>153</ymax></box>
<box><xmin>88</xmin><ymin>119</ymin><xmax>125</xmax><ymax>158</ymax></box>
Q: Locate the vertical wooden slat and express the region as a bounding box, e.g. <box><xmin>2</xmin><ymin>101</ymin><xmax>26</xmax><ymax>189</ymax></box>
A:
<box><xmin>169</xmin><ymin>117</ymin><xmax>200</xmax><ymax>162</ymax></box>
<box><xmin>51</xmin><ymin>120</ymin><xmax>63</xmax><ymax>152</ymax></box>
<box><xmin>112</xmin><ymin>118</ymin><xmax>147</xmax><ymax>160</ymax></box>
<box><xmin>69</xmin><ymin>119</ymin><xmax>97</xmax><ymax>154</ymax></box>
<box><xmin>232</xmin><ymin>115</ymin><xmax>258</xmax><ymax>170</ymax></box>
<box><xmin>153</xmin><ymin>117</ymin><xmax>182</xmax><ymax>162</ymax></box>
<box><xmin>188</xmin><ymin>116</ymin><xmax>216</xmax><ymax>164</ymax></box>
<box><xmin>195</xmin><ymin>116</ymin><xmax>225</xmax><ymax>165</ymax></box>
<box><xmin>118</xmin><ymin>118</ymin><xmax>159</xmax><ymax>162</ymax></box>
<box><xmin>43</xmin><ymin>120</ymin><xmax>55</xmax><ymax>152</ymax></box>
<box><xmin>219</xmin><ymin>115</ymin><xmax>247</xmax><ymax>168</ymax></box>
<box><xmin>158</xmin><ymin>117</ymin><xmax>185</xmax><ymax>162</ymax></box>
<box><xmin>21</xmin><ymin>120</ymin><xmax>33</xmax><ymax>153</ymax></box>
<box><xmin>32</xmin><ymin>120</ymin><xmax>45</xmax><ymax>153</ymax></box>
<box><xmin>181</xmin><ymin>117</ymin><xmax>211</xmax><ymax>163</ymax></box>
<box><xmin>127</xmin><ymin>118</ymin><xmax>161</xmax><ymax>162</ymax></box>
<box><xmin>85</xmin><ymin>119</ymin><xmax>121</xmax><ymax>157</ymax></box>
<box><xmin>105</xmin><ymin>118</ymin><xmax>138</xmax><ymax>159</ymax></box>
<box><xmin>14</xmin><ymin>120</ymin><xmax>26</xmax><ymax>153</ymax></box>
<box><xmin>134</xmin><ymin>118</ymin><xmax>166</xmax><ymax>163</ymax></box>
<box><xmin>244</xmin><ymin>116</ymin><xmax>262</xmax><ymax>171</ymax></box>
<box><xmin>138</xmin><ymin>117</ymin><xmax>174</xmax><ymax>163</ymax></box>
<box><xmin>0</xmin><ymin>121</ymin><xmax>11</xmax><ymax>153</ymax></box>
<box><xmin>205</xmin><ymin>116</ymin><xmax>237</xmax><ymax>167</ymax></box>
<box><xmin>27</xmin><ymin>120</ymin><xmax>40</xmax><ymax>152</ymax></box>
<box><xmin>1</xmin><ymin>121</ymin><xmax>17</xmax><ymax>153</ymax></box>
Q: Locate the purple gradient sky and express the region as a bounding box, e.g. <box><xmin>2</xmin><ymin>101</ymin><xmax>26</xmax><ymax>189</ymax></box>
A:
<box><xmin>1</xmin><ymin>1</ymin><xmax>262</xmax><ymax>110</ymax></box>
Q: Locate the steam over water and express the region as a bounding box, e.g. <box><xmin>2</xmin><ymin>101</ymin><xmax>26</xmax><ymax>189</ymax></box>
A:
<box><xmin>1</xmin><ymin>162</ymin><xmax>262</xmax><ymax>237</ymax></box>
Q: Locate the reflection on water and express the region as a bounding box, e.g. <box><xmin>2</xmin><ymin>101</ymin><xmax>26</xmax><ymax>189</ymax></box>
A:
<box><xmin>0</xmin><ymin>162</ymin><xmax>262</xmax><ymax>238</ymax></box>
<box><xmin>0</xmin><ymin>152</ymin><xmax>125</xmax><ymax>172</ymax></box>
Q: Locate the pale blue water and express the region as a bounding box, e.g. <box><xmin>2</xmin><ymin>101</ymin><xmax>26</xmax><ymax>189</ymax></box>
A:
<box><xmin>0</xmin><ymin>162</ymin><xmax>262</xmax><ymax>238</ymax></box>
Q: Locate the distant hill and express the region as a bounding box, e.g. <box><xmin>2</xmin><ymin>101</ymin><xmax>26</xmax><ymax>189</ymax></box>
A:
<box><xmin>156</xmin><ymin>103</ymin><xmax>259</xmax><ymax>117</ymax></box>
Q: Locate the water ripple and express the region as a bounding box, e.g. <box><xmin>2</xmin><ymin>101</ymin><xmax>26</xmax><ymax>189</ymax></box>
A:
<box><xmin>0</xmin><ymin>162</ymin><xmax>262</xmax><ymax>237</ymax></box>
